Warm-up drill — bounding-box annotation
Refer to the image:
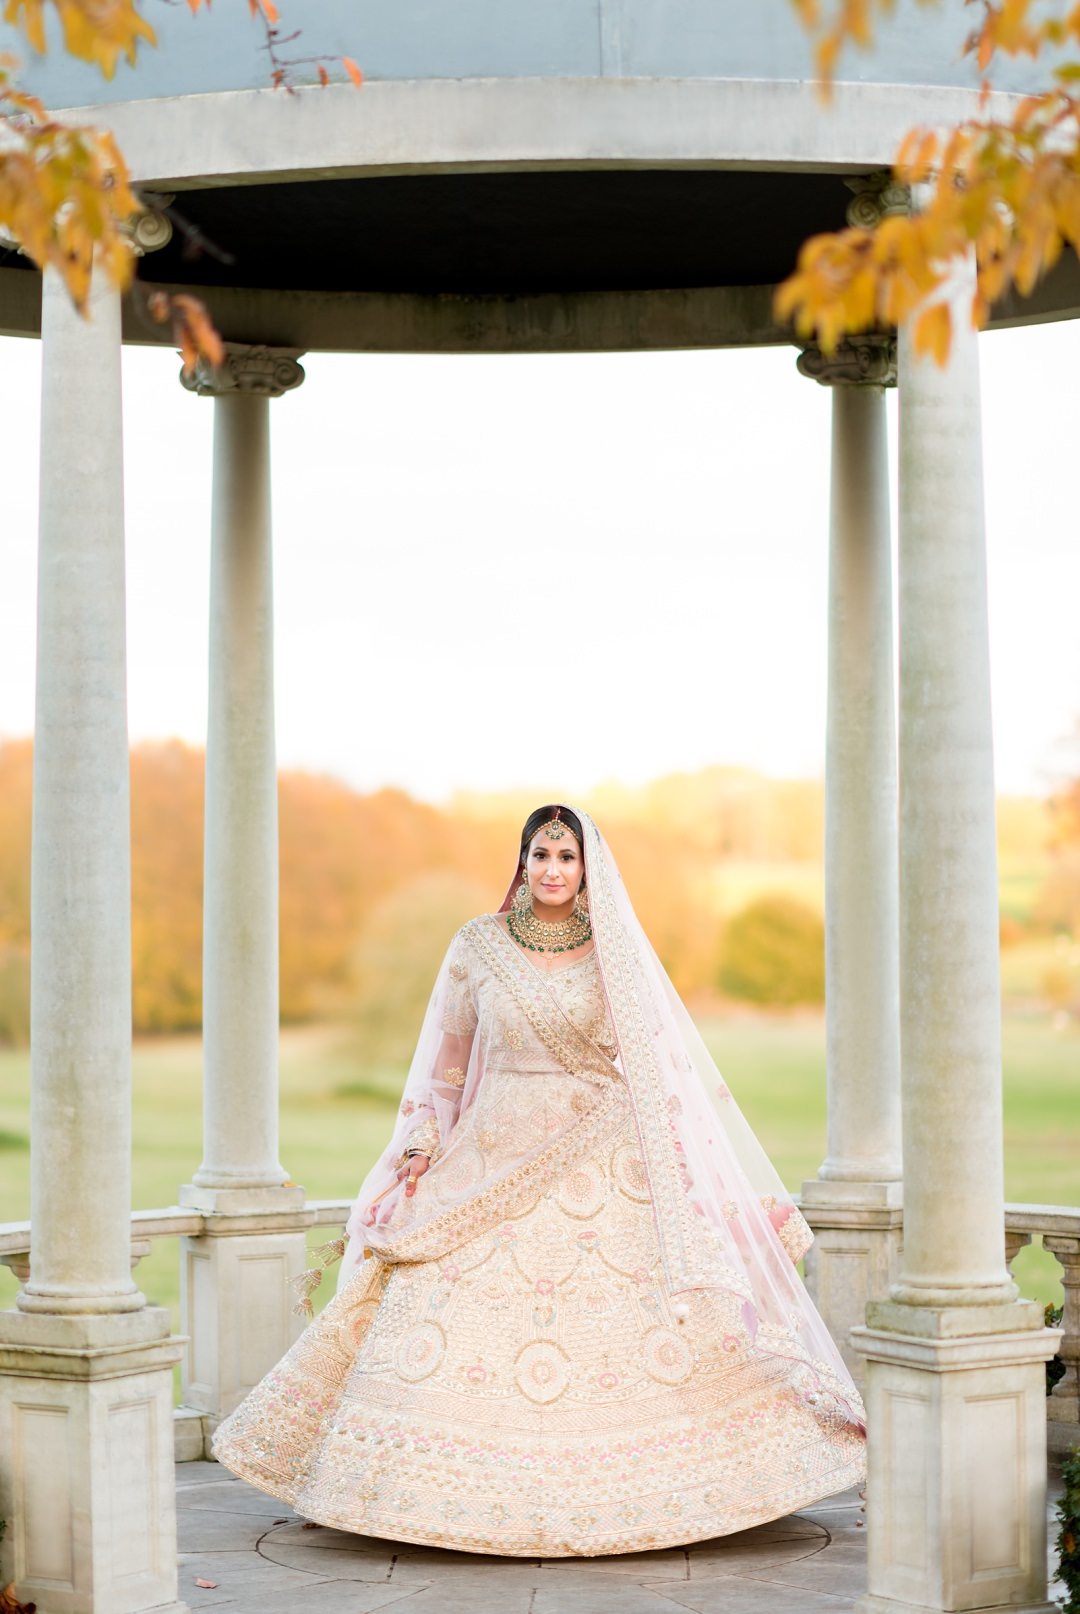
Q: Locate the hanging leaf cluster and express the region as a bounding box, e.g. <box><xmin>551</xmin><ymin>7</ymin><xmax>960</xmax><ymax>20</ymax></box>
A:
<box><xmin>0</xmin><ymin>59</ymin><xmax>138</xmax><ymax>309</ymax></box>
<box><xmin>0</xmin><ymin>0</ymin><xmax>362</xmax><ymax>362</ymax></box>
<box><xmin>781</xmin><ymin>0</ymin><xmax>1080</xmax><ymax>361</ymax></box>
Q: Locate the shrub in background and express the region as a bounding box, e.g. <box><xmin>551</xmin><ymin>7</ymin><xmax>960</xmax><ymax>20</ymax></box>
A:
<box><xmin>348</xmin><ymin>872</ymin><xmax>489</xmax><ymax>1081</ymax></box>
<box><xmin>718</xmin><ymin>894</ymin><xmax>825</xmax><ymax>1007</ymax></box>
<box><xmin>0</xmin><ymin>946</ymin><xmax>30</xmax><ymax>1048</ymax></box>
<box><xmin>1056</xmin><ymin>1445</ymin><xmax>1080</xmax><ymax>1612</ymax></box>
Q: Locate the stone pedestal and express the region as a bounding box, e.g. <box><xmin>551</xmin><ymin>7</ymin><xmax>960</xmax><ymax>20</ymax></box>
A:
<box><xmin>854</xmin><ymin>1306</ymin><xmax>1059</xmax><ymax>1614</ymax></box>
<box><xmin>802</xmin><ymin>1180</ymin><xmax>903</xmax><ymax>1383</ymax></box>
<box><xmin>0</xmin><ymin>1312</ymin><xmax>184</xmax><ymax>1614</ymax></box>
<box><xmin>797</xmin><ymin>333</ymin><xmax>903</xmax><ymax>1381</ymax></box>
<box><xmin>179</xmin><ymin>1208</ymin><xmax>312</xmax><ymax>1429</ymax></box>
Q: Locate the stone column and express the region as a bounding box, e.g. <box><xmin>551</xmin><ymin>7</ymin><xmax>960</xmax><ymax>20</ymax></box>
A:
<box><xmin>852</xmin><ymin>249</ymin><xmax>1059</xmax><ymax>1614</ymax></box>
<box><xmin>0</xmin><ymin>269</ymin><xmax>185</xmax><ymax>1613</ymax></box>
<box><xmin>177</xmin><ymin>348</ymin><xmax>312</xmax><ymax>1438</ymax></box>
<box><xmin>796</xmin><ymin>332</ymin><xmax>903</xmax><ymax>1384</ymax></box>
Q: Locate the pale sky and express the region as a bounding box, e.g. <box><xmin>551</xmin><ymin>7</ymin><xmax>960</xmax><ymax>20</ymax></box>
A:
<box><xmin>0</xmin><ymin>320</ymin><xmax>1077</xmax><ymax>802</ymax></box>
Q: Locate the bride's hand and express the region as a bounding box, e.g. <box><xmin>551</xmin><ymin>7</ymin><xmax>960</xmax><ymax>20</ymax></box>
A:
<box><xmin>398</xmin><ymin>1155</ymin><xmax>430</xmax><ymax>1198</ymax></box>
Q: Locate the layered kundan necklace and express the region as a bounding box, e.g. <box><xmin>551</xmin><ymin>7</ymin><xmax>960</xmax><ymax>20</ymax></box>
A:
<box><xmin>507</xmin><ymin>893</ymin><xmax>592</xmax><ymax>954</ymax></box>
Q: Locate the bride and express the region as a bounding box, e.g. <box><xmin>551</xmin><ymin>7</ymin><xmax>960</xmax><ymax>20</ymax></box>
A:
<box><xmin>213</xmin><ymin>804</ymin><xmax>866</xmax><ymax>1556</ymax></box>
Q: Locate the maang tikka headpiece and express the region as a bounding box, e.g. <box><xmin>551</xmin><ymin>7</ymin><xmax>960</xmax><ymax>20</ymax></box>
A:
<box><xmin>537</xmin><ymin>809</ymin><xmax>570</xmax><ymax>842</ymax></box>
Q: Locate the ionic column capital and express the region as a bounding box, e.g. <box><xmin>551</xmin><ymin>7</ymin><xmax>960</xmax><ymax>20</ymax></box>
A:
<box><xmin>797</xmin><ymin>332</ymin><xmax>897</xmax><ymax>388</ymax></box>
<box><xmin>181</xmin><ymin>343</ymin><xmax>306</xmax><ymax>399</ymax></box>
<box><xmin>844</xmin><ymin>170</ymin><xmax>911</xmax><ymax>228</ymax></box>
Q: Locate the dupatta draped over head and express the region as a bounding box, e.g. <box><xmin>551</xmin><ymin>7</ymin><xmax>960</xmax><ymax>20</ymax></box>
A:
<box><xmin>338</xmin><ymin>806</ymin><xmax>861</xmax><ymax>1423</ymax></box>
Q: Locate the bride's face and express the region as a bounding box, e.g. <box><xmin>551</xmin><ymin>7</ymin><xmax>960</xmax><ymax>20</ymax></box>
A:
<box><xmin>524</xmin><ymin>830</ymin><xmax>584</xmax><ymax>912</ymax></box>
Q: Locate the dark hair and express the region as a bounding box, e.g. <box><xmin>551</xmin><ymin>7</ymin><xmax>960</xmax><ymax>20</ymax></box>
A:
<box><xmin>518</xmin><ymin>805</ymin><xmax>585</xmax><ymax>872</ymax></box>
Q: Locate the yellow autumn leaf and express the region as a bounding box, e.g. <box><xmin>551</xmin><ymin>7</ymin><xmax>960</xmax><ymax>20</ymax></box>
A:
<box><xmin>913</xmin><ymin>301</ymin><xmax>951</xmax><ymax>364</ymax></box>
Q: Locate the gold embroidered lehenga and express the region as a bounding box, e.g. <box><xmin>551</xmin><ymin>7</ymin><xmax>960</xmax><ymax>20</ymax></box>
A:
<box><xmin>213</xmin><ymin>809</ymin><xmax>866</xmax><ymax>1557</ymax></box>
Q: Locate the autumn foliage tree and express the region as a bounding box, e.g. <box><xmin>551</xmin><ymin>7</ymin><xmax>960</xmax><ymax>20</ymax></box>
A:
<box><xmin>781</xmin><ymin>0</ymin><xmax>1080</xmax><ymax>362</ymax></box>
<box><xmin>0</xmin><ymin>741</ymin><xmax>842</xmax><ymax>1045</ymax></box>
<box><xmin>0</xmin><ymin>0</ymin><xmax>359</xmax><ymax>367</ymax></box>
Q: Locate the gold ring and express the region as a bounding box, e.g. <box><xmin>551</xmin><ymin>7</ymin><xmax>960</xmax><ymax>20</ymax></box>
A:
<box><xmin>407</xmin><ymin>1175</ymin><xmax>417</xmax><ymax>1186</ymax></box>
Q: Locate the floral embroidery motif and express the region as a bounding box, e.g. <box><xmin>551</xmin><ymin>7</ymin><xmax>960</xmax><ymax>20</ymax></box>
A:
<box><xmin>515</xmin><ymin>1340</ymin><xmax>571</xmax><ymax>1404</ymax></box>
<box><xmin>443</xmin><ymin>1066</ymin><xmax>467</xmax><ymax>1088</ymax></box>
<box><xmin>642</xmin><ymin>1326</ymin><xmax>694</xmax><ymax>1386</ymax></box>
<box><xmin>504</xmin><ymin>1027</ymin><xmax>523</xmax><ymax>1050</ymax></box>
<box><xmin>394</xmin><ymin>1321</ymin><xmax>445</xmax><ymax>1383</ymax></box>
<box><xmin>775</xmin><ymin>1206</ymin><xmax>814</xmax><ymax>1265</ymax></box>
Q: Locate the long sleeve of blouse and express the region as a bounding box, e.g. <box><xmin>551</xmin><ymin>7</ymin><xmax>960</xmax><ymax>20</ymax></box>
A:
<box><xmin>396</xmin><ymin>937</ymin><xmax>477</xmax><ymax>1164</ymax></box>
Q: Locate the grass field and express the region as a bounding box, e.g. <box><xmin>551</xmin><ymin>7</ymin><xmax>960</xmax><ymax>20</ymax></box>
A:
<box><xmin>0</xmin><ymin>1010</ymin><xmax>1076</xmax><ymax>1330</ymax></box>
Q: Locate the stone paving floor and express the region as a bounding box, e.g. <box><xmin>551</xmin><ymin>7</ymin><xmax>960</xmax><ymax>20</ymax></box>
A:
<box><xmin>176</xmin><ymin>1458</ymin><xmax>1067</xmax><ymax>1614</ymax></box>
<box><xmin>177</xmin><ymin>1460</ymin><xmax>871</xmax><ymax>1613</ymax></box>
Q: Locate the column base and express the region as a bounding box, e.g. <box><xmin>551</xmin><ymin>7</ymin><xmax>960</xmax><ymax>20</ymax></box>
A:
<box><xmin>180</xmin><ymin>1209</ymin><xmax>311</xmax><ymax>1419</ymax></box>
<box><xmin>0</xmin><ymin>1307</ymin><xmax>187</xmax><ymax>1614</ymax></box>
<box><xmin>800</xmin><ymin>1179</ymin><xmax>904</xmax><ymax>1386</ymax></box>
<box><xmin>853</xmin><ymin>1310</ymin><xmax>1060</xmax><ymax>1614</ymax></box>
<box><xmin>179</xmin><ymin>1181</ymin><xmax>305</xmax><ymax>1214</ymax></box>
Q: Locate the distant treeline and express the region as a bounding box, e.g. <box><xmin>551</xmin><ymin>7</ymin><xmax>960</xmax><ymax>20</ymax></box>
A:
<box><xmin>0</xmin><ymin>739</ymin><xmax>1067</xmax><ymax>1049</ymax></box>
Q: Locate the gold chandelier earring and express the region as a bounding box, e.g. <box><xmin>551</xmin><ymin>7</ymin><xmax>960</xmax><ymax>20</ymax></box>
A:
<box><xmin>512</xmin><ymin>868</ymin><xmax>533</xmax><ymax>919</ymax></box>
<box><xmin>575</xmin><ymin>882</ymin><xmax>589</xmax><ymax>918</ymax></box>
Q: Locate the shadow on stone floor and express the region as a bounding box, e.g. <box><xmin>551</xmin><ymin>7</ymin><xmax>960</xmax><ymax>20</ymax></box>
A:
<box><xmin>175</xmin><ymin>1461</ymin><xmax>870</xmax><ymax>1613</ymax></box>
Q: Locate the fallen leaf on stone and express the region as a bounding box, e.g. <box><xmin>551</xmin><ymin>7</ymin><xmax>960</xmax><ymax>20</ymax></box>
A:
<box><xmin>194</xmin><ymin>1579</ymin><xmax>218</xmax><ymax>1588</ymax></box>
<box><xmin>301</xmin><ymin>1522</ymin><xmax>319</xmax><ymax>1530</ymax></box>
<box><xmin>272</xmin><ymin>1518</ymin><xmax>289</xmax><ymax>1525</ymax></box>
<box><xmin>1</xmin><ymin>1582</ymin><xmax>37</xmax><ymax>1614</ymax></box>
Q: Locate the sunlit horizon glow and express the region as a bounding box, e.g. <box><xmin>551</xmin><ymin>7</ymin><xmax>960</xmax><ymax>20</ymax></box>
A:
<box><xmin>0</xmin><ymin>322</ymin><xmax>1077</xmax><ymax>805</ymax></box>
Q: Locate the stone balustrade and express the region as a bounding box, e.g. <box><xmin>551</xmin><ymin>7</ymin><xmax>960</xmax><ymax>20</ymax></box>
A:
<box><xmin>0</xmin><ymin>1199</ymin><xmax>354</xmax><ymax>1459</ymax></box>
<box><xmin>2</xmin><ymin>1196</ymin><xmax>1075</xmax><ymax>1460</ymax></box>
<box><xmin>1004</xmin><ymin>1201</ymin><xmax>1080</xmax><ymax>1450</ymax></box>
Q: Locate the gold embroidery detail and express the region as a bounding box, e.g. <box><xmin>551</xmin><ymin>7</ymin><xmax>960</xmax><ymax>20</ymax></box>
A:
<box><xmin>443</xmin><ymin>1066</ymin><xmax>467</xmax><ymax>1088</ymax></box>
<box><xmin>722</xmin><ymin>1200</ymin><xmax>740</xmax><ymax>1219</ymax></box>
<box><xmin>504</xmin><ymin>1027</ymin><xmax>523</xmax><ymax>1051</ymax></box>
<box><xmin>775</xmin><ymin>1206</ymin><xmax>814</xmax><ymax>1265</ymax></box>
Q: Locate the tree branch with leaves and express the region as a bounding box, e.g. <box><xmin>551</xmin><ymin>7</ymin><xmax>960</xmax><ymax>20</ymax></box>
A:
<box><xmin>780</xmin><ymin>0</ymin><xmax>1080</xmax><ymax>361</ymax></box>
<box><xmin>0</xmin><ymin>0</ymin><xmax>360</xmax><ymax>368</ymax></box>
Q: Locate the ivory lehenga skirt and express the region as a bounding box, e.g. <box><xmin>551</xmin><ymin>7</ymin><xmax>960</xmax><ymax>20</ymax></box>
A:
<box><xmin>212</xmin><ymin>1107</ymin><xmax>867</xmax><ymax>1558</ymax></box>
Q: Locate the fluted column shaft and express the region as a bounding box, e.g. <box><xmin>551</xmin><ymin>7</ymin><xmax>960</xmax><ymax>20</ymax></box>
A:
<box><xmin>892</xmin><ymin>274</ymin><xmax>1013</xmax><ymax>1309</ymax></box>
<box><xmin>822</xmin><ymin>381</ymin><xmax>902</xmax><ymax>1185</ymax></box>
<box><xmin>177</xmin><ymin>347</ymin><xmax>304</xmax><ymax>1213</ymax></box>
<box><xmin>796</xmin><ymin>335</ymin><xmax>903</xmax><ymax>1385</ymax></box>
<box><xmin>20</xmin><ymin>270</ymin><xmax>141</xmax><ymax>1315</ymax></box>
<box><xmin>196</xmin><ymin>390</ymin><xmax>284</xmax><ymax>1192</ymax></box>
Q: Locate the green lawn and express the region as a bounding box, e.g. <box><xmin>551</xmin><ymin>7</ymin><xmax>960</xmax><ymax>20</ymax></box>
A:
<box><xmin>0</xmin><ymin>1011</ymin><xmax>1077</xmax><ymax>1327</ymax></box>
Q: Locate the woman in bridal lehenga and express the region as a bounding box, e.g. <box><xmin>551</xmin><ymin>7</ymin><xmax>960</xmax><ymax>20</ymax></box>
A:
<box><xmin>214</xmin><ymin>804</ymin><xmax>866</xmax><ymax>1557</ymax></box>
